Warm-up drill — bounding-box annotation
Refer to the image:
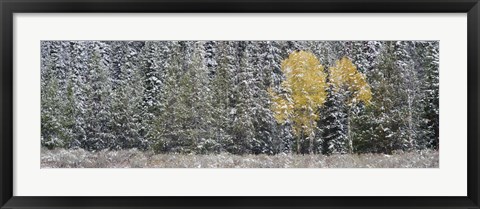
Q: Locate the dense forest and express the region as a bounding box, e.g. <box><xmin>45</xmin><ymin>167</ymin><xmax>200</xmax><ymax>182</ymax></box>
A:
<box><xmin>41</xmin><ymin>41</ymin><xmax>439</xmax><ymax>155</ymax></box>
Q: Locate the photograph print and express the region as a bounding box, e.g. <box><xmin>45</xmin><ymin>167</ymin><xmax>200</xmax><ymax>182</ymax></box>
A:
<box><xmin>40</xmin><ymin>41</ymin><xmax>439</xmax><ymax>168</ymax></box>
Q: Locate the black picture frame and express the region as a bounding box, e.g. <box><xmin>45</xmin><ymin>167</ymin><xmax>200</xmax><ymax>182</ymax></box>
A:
<box><xmin>1</xmin><ymin>0</ymin><xmax>479</xmax><ymax>208</ymax></box>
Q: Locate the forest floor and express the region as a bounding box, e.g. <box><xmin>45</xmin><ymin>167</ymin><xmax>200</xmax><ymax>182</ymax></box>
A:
<box><xmin>41</xmin><ymin>148</ymin><xmax>439</xmax><ymax>168</ymax></box>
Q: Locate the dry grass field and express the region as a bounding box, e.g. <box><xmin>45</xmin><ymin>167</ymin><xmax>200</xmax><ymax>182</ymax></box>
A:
<box><xmin>41</xmin><ymin>148</ymin><xmax>439</xmax><ymax>168</ymax></box>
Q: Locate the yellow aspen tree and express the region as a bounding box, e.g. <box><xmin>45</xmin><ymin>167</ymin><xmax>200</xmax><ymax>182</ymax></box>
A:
<box><xmin>269</xmin><ymin>51</ymin><xmax>327</xmax><ymax>154</ymax></box>
<box><xmin>329</xmin><ymin>57</ymin><xmax>372</xmax><ymax>153</ymax></box>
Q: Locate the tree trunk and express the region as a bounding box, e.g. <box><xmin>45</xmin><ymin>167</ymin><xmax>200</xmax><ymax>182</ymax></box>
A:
<box><xmin>347</xmin><ymin>108</ymin><xmax>353</xmax><ymax>154</ymax></box>
<box><xmin>309</xmin><ymin>121</ymin><xmax>314</xmax><ymax>154</ymax></box>
<box><xmin>297</xmin><ymin>130</ymin><xmax>301</xmax><ymax>154</ymax></box>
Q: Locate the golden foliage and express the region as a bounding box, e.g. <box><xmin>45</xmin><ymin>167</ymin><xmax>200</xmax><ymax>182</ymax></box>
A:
<box><xmin>269</xmin><ymin>51</ymin><xmax>327</xmax><ymax>136</ymax></box>
<box><xmin>329</xmin><ymin>57</ymin><xmax>372</xmax><ymax>106</ymax></box>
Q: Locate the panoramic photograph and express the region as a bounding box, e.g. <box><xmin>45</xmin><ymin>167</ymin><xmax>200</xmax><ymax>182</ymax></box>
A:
<box><xmin>40</xmin><ymin>40</ymin><xmax>439</xmax><ymax>168</ymax></box>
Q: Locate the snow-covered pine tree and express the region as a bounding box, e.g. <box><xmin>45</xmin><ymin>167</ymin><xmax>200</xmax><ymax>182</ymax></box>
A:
<box><xmin>230</xmin><ymin>41</ymin><xmax>256</xmax><ymax>154</ymax></box>
<box><xmin>350</xmin><ymin>41</ymin><xmax>383</xmax><ymax>153</ymax></box>
<box><xmin>357</xmin><ymin>42</ymin><xmax>409</xmax><ymax>153</ymax></box>
<box><xmin>82</xmin><ymin>42</ymin><xmax>114</xmax><ymax>150</ymax></box>
<box><xmin>319</xmin><ymin>85</ymin><xmax>348</xmax><ymax>154</ymax></box>
<box><xmin>322</xmin><ymin>57</ymin><xmax>372</xmax><ymax>154</ymax></box>
<box><xmin>415</xmin><ymin>41</ymin><xmax>439</xmax><ymax>150</ymax></box>
<box><xmin>41</xmin><ymin>49</ymin><xmax>64</xmax><ymax>148</ymax></box>
<box><xmin>350</xmin><ymin>41</ymin><xmax>382</xmax><ymax>75</ymax></box>
<box><xmin>139</xmin><ymin>41</ymin><xmax>164</xmax><ymax>126</ymax></box>
<box><xmin>212</xmin><ymin>41</ymin><xmax>236</xmax><ymax>153</ymax></box>
<box><xmin>185</xmin><ymin>41</ymin><xmax>218</xmax><ymax>153</ymax></box>
<box><xmin>240</xmin><ymin>41</ymin><xmax>275</xmax><ymax>154</ymax></box>
<box><xmin>320</xmin><ymin>43</ymin><xmax>353</xmax><ymax>155</ymax></box>
<box><xmin>41</xmin><ymin>41</ymin><xmax>78</xmax><ymax>149</ymax></box>
<box><xmin>109</xmin><ymin>41</ymin><xmax>146</xmax><ymax>149</ymax></box>
<box><xmin>204</xmin><ymin>41</ymin><xmax>218</xmax><ymax>77</ymax></box>
<box><xmin>263</xmin><ymin>41</ymin><xmax>294</xmax><ymax>153</ymax></box>
<box><xmin>394</xmin><ymin>41</ymin><xmax>423</xmax><ymax>151</ymax></box>
<box><xmin>152</xmin><ymin>41</ymin><xmax>217</xmax><ymax>154</ymax></box>
<box><xmin>151</xmin><ymin>41</ymin><xmax>181</xmax><ymax>153</ymax></box>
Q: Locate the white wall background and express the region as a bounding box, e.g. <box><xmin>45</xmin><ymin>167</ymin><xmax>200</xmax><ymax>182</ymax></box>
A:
<box><xmin>13</xmin><ymin>13</ymin><xmax>467</xmax><ymax>196</ymax></box>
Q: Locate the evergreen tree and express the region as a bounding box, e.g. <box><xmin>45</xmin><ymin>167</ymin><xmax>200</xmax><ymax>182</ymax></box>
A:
<box><xmin>41</xmin><ymin>57</ymin><xmax>64</xmax><ymax>148</ymax></box>
<box><xmin>394</xmin><ymin>41</ymin><xmax>422</xmax><ymax>150</ymax></box>
<box><xmin>82</xmin><ymin>43</ymin><xmax>114</xmax><ymax>150</ymax></box>
<box><xmin>416</xmin><ymin>41</ymin><xmax>439</xmax><ymax>149</ymax></box>
<box><xmin>212</xmin><ymin>41</ymin><xmax>236</xmax><ymax>152</ymax></box>
<box><xmin>354</xmin><ymin>42</ymin><xmax>408</xmax><ymax>153</ymax></box>
<box><xmin>264</xmin><ymin>41</ymin><xmax>294</xmax><ymax>153</ymax></box>
<box><xmin>231</xmin><ymin>41</ymin><xmax>256</xmax><ymax>154</ymax></box>
<box><xmin>110</xmin><ymin>41</ymin><xmax>146</xmax><ymax>149</ymax></box>
<box><xmin>41</xmin><ymin>41</ymin><xmax>77</xmax><ymax>148</ymax></box>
